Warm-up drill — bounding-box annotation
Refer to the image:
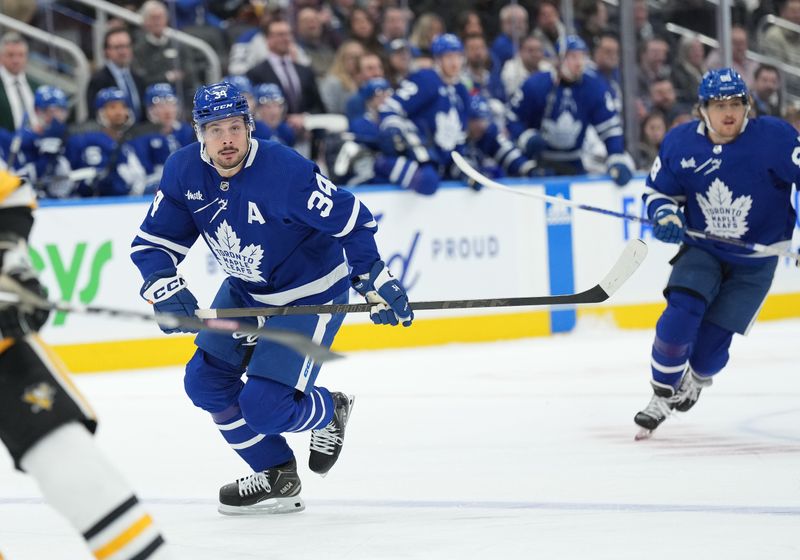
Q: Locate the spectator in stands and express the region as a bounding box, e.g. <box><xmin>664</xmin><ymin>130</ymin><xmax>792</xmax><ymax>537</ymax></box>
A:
<box><xmin>501</xmin><ymin>35</ymin><xmax>547</xmax><ymax>100</ymax></box>
<box><xmin>378</xmin><ymin>6</ymin><xmax>410</xmax><ymax>48</ymax></box>
<box><xmin>252</xmin><ymin>83</ymin><xmax>296</xmax><ymax>146</ymax></box>
<box><xmin>348</xmin><ymin>7</ymin><xmax>382</xmax><ymax>54</ymax></box>
<box><xmin>761</xmin><ymin>0</ymin><xmax>800</xmax><ymax>97</ymax></box>
<box><xmin>633</xmin><ymin>0</ymin><xmax>667</xmax><ymax>44</ymax></box>
<box><xmin>671</xmin><ymin>36</ymin><xmax>706</xmax><ymax>104</ymax></box>
<box><xmin>532</xmin><ymin>1</ymin><xmax>566</xmax><ymax>62</ymax></box>
<box><xmin>133</xmin><ymin>0</ymin><xmax>198</xmax><ymax>111</ymax></box>
<box><xmin>751</xmin><ymin>64</ymin><xmax>783</xmax><ymax>117</ymax></box>
<box><xmin>67</xmin><ymin>88</ymin><xmax>148</xmax><ymax>197</ymax></box>
<box><xmin>386</xmin><ymin>38</ymin><xmax>412</xmax><ymax>88</ymax></box>
<box><xmin>319</xmin><ymin>40</ymin><xmax>366</xmax><ymax>115</ymax></box>
<box><xmin>343</xmin><ymin>51</ymin><xmax>385</xmax><ymax>120</ymax></box>
<box><xmin>87</xmin><ymin>28</ymin><xmax>146</xmax><ymax>123</ymax></box>
<box><xmin>636</xmin><ymin>37</ymin><xmax>671</xmax><ymax>98</ymax></box>
<box><xmin>784</xmin><ymin>104</ymin><xmax>800</xmax><ymax>132</ymax></box>
<box><xmin>409</xmin><ymin>12</ymin><xmax>445</xmax><ymax>67</ymax></box>
<box><xmin>706</xmin><ymin>25</ymin><xmax>757</xmax><ymax>87</ymax></box>
<box><xmin>575</xmin><ymin>0</ymin><xmax>611</xmax><ymax>50</ymax></box>
<box><xmin>247</xmin><ymin>18</ymin><xmax>326</xmax><ymax>119</ymax></box>
<box><xmin>461</xmin><ymin>34</ymin><xmax>493</xmax><ymax>98</ymax></box>
<box><xmin>491</xmin><ymin>4</ymin><xmax>529</xmax><ymax>68</ymax></box>
<box><xmin>295</xmin><ymin>7</ymin><xmax>336</xmax><ymax>79</ymax></box>
<box><xmin>0</xmin><ymin>33</ymin><xmax>41</xmax><ymax>131</ymax></box>
<box><xmin>634</xmin><ymin>111</ymin><xmax>666</xmax><ymax>170</ymax></box>
<box><xmin>591</xmin><ymin>31</ymin><xmax>622</xmax><ymax>112</ymax></box>
<box><xmin>648</xmin><ymin>78</ymin><xmax>690</xmax><ymax>126</ymax></box>
<box><xmin>456</xmin><ymin>10</ymin><xmax>484</xmax><ymax>39</ymax></box>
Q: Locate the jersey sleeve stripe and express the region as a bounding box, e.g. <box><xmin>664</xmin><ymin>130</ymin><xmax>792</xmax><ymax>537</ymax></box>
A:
<box><xmin>129</xmin><ymin>245</ymin><xmax>179</xmax><ymax>267</ymax></box>
<box><xmin>135</xmin><ymin>229</ymin><xmax>191</xmax><ymax>255</ymax></box>
<box><xmin>594</xmin><ymin>115</ymin><xmax>621</xmax><ymax>134</ymax></box>
<box><xmin>598</xmin><ymin>126</ymin><xmax>624</xmax><ymax>140</ymax></box>
<box><xmin>332</xmin><ymin>198</ymin><xmax>361</xmax><ymax>238</ymax></box>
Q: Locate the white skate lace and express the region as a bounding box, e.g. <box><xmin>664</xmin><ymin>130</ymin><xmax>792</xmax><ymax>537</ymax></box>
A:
<box><xmin>237</xmin><ymin>472</ymin><xmax>271</xmax><ymax>497</ymax></box>
<box><xmin>309</xmin><ymin>421</ymin><xmax>343</xmax><ymax>456</ymax></box>
<box><xmin>641</xmin><ymin>394</ymin><xmax>673</xmax><ymax>420</ymax></box>
<box><xmin>676</xmin><ymin>373</ymin><xmax>711</xmax><ymax>404</ymax></box>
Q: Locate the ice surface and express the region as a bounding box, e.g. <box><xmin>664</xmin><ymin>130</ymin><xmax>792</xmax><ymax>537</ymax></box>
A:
<box><xmin>1</xmin><ymin>320</ymin><xmax>798</xmax><ymax>559</ymax></box>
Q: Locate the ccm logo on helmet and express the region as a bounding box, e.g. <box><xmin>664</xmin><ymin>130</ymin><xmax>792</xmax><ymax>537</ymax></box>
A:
<box><xmin>214</xmin><ymin>103</ymin><xmax>234</xmax><ymax>111</ymax></box>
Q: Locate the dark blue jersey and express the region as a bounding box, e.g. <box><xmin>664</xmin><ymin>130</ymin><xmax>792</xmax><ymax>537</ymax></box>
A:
<box><xmin>508</xmin><ymin>69</ymin><xmax>624</xmax><ymax>167</ymax></box>
<box><xmin>66</xmin><ymin>130</ymin><xmax>148</xmax><ymax>197</ymax></box>
<box><xmin>131</xmin><ymin>138</ymin><xmax>381</xmax><ymax>306</ymax></box>
<box><xmin>645</xmin><ymin>117</ymin><xmax>800</xmax><ymax>264</ymax></box>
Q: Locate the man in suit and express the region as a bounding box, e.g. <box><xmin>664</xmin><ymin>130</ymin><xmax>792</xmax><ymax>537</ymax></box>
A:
<box><xmin>0</xmin><ymin>32</ymin><xmax>42</xmax><ymax>132</ymax></box>
<box><xmin>87</xmin><ymin>28</ymin><xmax>147</xmax><ymax>122</ymax></box>
<box><xmin>246</xmin><ymin>18</ymin><xmax>325</xmax><ymax>133</ymax></box>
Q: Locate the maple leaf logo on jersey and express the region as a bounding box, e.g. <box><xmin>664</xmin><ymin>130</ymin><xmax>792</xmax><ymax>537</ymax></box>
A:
<box><xmin>696</xmin><ymin>178</ymin><xmax>752</xmax><ymax>238</ymax></box>
<box><xmin>541</xmin><ymin>112</ymin><xmax>582</xmax><ymax>150</ymax></box>
<box><xmin>205</xmin><ymin>220</ymin><xmax>266</xmax><ymax>283</ymax></box>
<box><xmin>434</xmin><ymin>108</ymin><xmax>465</xmax><ymax>151</ymax></box>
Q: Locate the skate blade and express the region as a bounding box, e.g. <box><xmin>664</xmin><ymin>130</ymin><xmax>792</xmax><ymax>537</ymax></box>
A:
<box><xmin>634</xmin><ymin>428</ymin><xmax>654</xmax><ymax>441</ymax></box>
<box><xmin>218</xmin><ymin>496</ymin><xmax>305</xmax><ymax>516</ymax></box>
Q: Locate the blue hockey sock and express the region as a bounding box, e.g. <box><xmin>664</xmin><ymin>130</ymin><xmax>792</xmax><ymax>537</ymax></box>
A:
<box><xmin>651</xmin><ymin>290</ymin><xmax>707</xmax><ymax>388</ymax></box>
<box><xmin>287</xmin><ymin>387</ymin><xmax>335</xmax><ymax>432</ymax></box>
<box><xmin>211</xmin><ymin>404</ymin><xmax>294</xmax><ymax>472</ymax></box>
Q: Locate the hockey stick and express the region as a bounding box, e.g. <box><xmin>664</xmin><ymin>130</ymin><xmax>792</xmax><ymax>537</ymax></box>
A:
<box><xmin>0</xmin><ymin>275</ymin><xmax>341</xmax><ymax>364</ymax></box>
<box><xmin>451</xmin><ymin>151</ymin><xmax>800</xmax><ymax>265</ymax></box>
<box><xmin>195</xmin><ymin>238</ymin><xmax>647</xmax><ymax>319</ymax></box>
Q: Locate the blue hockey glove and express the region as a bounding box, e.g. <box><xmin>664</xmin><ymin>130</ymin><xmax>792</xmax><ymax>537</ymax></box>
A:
<box><xmin>652</xmin><ymin>207</ymin><xmax>686</xmax><ymax>244</ymax></box>
<box><xmin>140</xmin><ymin>268</ymin><xmax>199</xmax><ymax>334</ymax></box>
<box><xmin>606</xmin><ymin>153</ymin><xmax>634</xmax><ymax>186</ymax></box>
<box><xmin>608</xmin><ymin>162</ymin><xmax>633</xmax><ymax>186</ymax></box>
<box><xmin>352</xmin><ymin>261</ymin><xmax>413</xmax><ymax>327</ymax></box>
<box><xmin>377</xmin><ymin>126</ymin><xmax>407</xmax><ymax>156</ymax></box>
<box><xmin>518</xmin><ymin>130</ymin><xmax>547</xmax><ymax>159</ymax></box>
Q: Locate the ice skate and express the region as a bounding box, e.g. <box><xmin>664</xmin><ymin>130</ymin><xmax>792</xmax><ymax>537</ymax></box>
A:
<box><xmin>218</xmin><ymin>459</ymin><xmax>305</xmax><ymax>515</ymax></box>
<box><xmin>634</xmin><ymin>381</ymin><xmax>676</xmax><ymax>440</ymax></box>
<box><xmin>673</xmin><ymin>368</ymin><xmax>713</xmax><ymax>412</ymax></box>
<box><xmin>309</xmin><ymin>392</ymin><xmax>355</xmax><ymax>476</ymax></box>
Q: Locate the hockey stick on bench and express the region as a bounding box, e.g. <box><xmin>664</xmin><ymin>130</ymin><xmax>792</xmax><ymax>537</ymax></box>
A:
<box><xmin>451</xmin><ymin>151</ymin><xmax>800</xmax><ymax>265</ymax></box>
<box><xmin>196</xmin><ymin>238</ymin><xmax>648</xmax><ymax>319</ymax></box>
<box><xmin>0</xmin><ymin>275</ymin><xmax>341</xmax><ymax>364</ymax></box>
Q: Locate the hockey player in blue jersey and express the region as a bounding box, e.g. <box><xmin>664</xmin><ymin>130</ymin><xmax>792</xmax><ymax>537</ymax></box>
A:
<box><xmin>377</xmin><ymin>33</ymin><xmax>471</xmax><ymax>195</ymax></box>
<box><xmin>66</xmin><ymin>87</ymin><xmax>148</xmax><ymax>197</ymax></box>
<box><xmin>130</xmin><ymin>81</ymin><xmax>413</xmax><ymax>515</ymax></box>
<box><xmin>130</xmin><ymin>83</ymin><xmax>195</xmax><ymax>192</ymax></box>
<box><xmin>507</xmin><ymin>35</ymin><xmax>634</xmax><ymax>184</ymax></box>
<box><xmin>634</xmin><ymin>68</ymin><xmax>800</xmax><ymax>439</ymax></box>
<box><xmin>464</xmin><ymin>94</ymin><xmax>539</xmax><ymax>179</ymax></box>
<box><xmin>252</xmin><ymin>83</ymin><xmax>296</xmax><ymax>147</ymax></box>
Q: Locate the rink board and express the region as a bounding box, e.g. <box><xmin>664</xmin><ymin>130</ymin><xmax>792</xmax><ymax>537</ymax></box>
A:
<box><xmin>30</xmin><ymin>177</ymin><xmax>800</xmax><ymax>372</ymax></box>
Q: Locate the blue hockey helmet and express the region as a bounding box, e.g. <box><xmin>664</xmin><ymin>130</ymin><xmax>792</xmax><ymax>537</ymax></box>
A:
<box><xmin>222</xmin><ymin>74</ymin><xmax>254</xmax><ymax>95</ymax></box>
<box><xmin>34</xmin><ymin>85</ymin><xmax>68</xmax><ymax>110</ymax></box>
<box><xmin>358</xmin><ymin>77</ymin><xmax>391</xmax><ymax>100</ymax></box>
<box><xmin>697</xmin><ymin>68</ymin><xmax>748</xmax><ymax>104</ymax></box>
<box><xmin>192</xmin><ymin>81</ymin><xmax>253</xmax><ymax>129</ymax></box>
<box><xmin>95</xmin><ymin>87</ymin><xmax>129</xmax><ymax>111</ymax></box>
<box><xmin>431</xmin><ymin>33</ymin><xmax>464</xmax><ymax>57</ymax></box>
<box><xmin>254</xmin><ymin>83</ymin><xmax>285</xmax><ymax>105</ymax></box>
<box><xmin>555</xmin><ymin>35</ymin><xmax>588</xmax><ymax>58</ymax></box>
<box><xmin>145</xmin><ymin>82</ymin><xmax>177</xmax><ymax>106</ymax></box>
<box><xmin>467</xmin><ymin>94</ymin><xmax>491</xmax><ymax>120</ymax></box>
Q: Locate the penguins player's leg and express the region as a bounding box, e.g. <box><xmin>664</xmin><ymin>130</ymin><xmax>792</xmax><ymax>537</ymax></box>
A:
<box><xmin>1</xmin><ymin>337</ymin><xmax>169</xmax><ymax>559</ymax></box>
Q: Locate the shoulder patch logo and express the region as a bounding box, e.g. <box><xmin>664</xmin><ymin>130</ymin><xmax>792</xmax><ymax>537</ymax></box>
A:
<box><xmin>205</xmin><ymin>220</ymin><xmax>266</xmax><ymax>283</ymax></box>
<box><xmin>680</xmin><ymin>157</ymin><xmax>696</xmax><ymax>169</ymax></box>
<box><xmin>696</xmin><ymin>178</ymin><xmax>752</xmax><ymax>238</ymax></box>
